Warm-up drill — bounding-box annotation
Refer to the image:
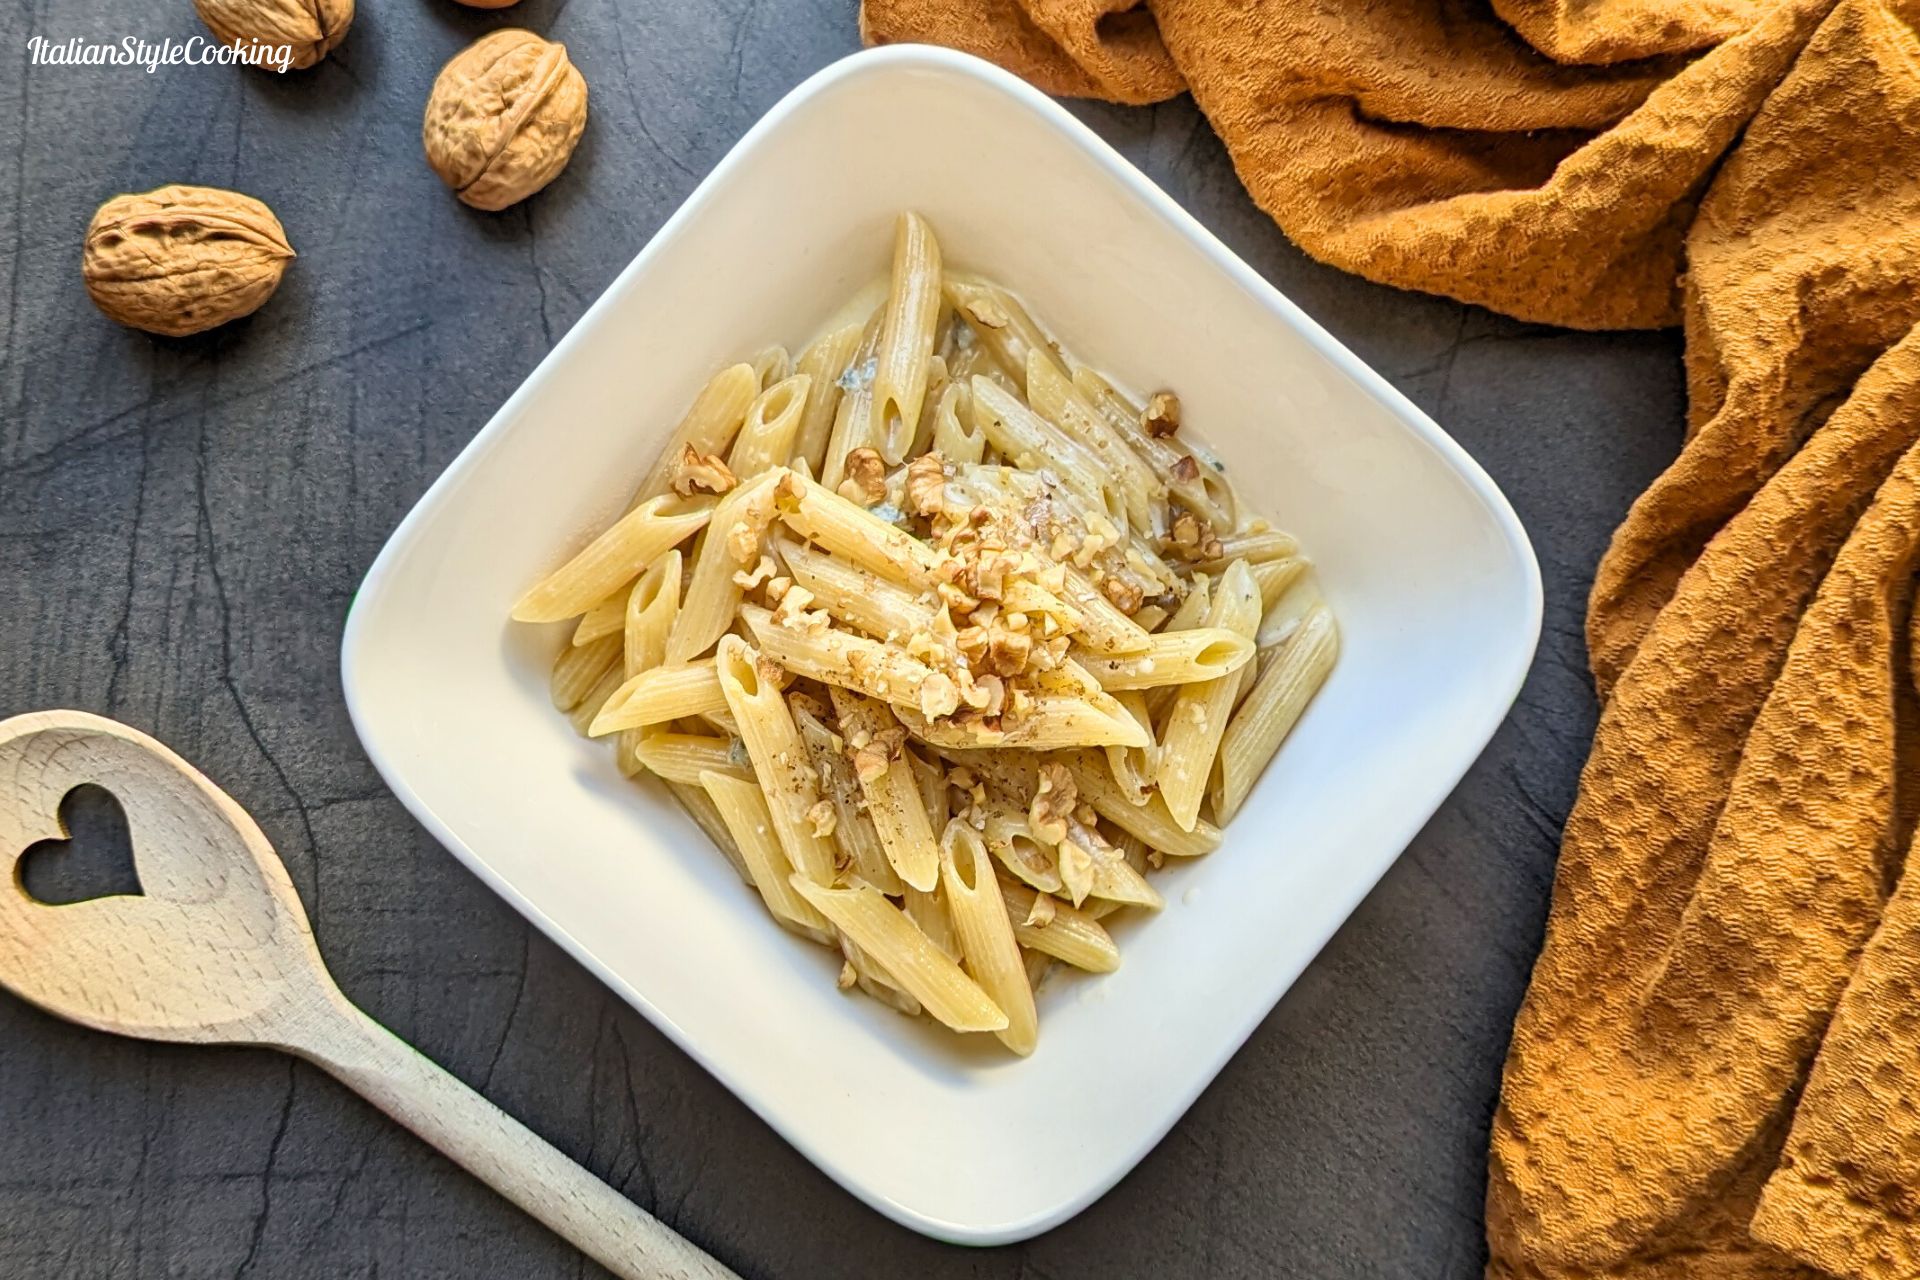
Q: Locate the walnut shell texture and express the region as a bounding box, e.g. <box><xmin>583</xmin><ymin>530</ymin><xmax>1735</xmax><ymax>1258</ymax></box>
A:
<box><xmin>423</xmin><ymin>29</ymin><xmax>589</xmax><ymax>212</ymax></box>
<box><xmin>192</xmin><ymin>0</ymin><xmax>353</xmax><ymax>70</ymax></box>
<box><xmin>82</xmin><ymin>186</ymin><xmax>295</xmax><ymax>338</ymax></box>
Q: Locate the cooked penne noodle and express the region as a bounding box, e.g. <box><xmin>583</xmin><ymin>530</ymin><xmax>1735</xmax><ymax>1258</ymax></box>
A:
<box><xmin>1197</xmin><ymin>530</ymin><xmax>1300</xmax><ymax>575</ymax></box>
<box><xmin>946</xmin><ymin>274</ymin><xmax>1069</xmax><ymax>398</ymax></box>
<box><xmin>701</xmin><ymin>771</ymin><xmax>832</xmax><ymax>940</ymax></box>
<box><xmin>773</xmin><ymin>471</ymin><xmax>942</xmax><ymax>586</ymax></box>
<box><xmin>1060</xmin><ymin>567</ymin><xmax>1153</xmax><ymax>654</ymax></box>
<box><xmin>929</xmin><ymin>381</ymin><xmax>982</xmax><ymax>465</ymax></box>
<box><xmin>1063</xmin><ymin>750</ymin><xmax>1222</xmax><ymax>858</ymax></box>
<box><xmin>872</xmin><ymin>212</ymin><xmax>944</xmax><ymax>463</ymax></box>
<box><xmin>728</xmin><ymin>375</ymin><xmax>811</xmax><ymax>478</ymax></box>
<box><xmin>551</xmin><ymin>632</ymin><xmax>621</xmax><ymax>711</ymax></box>
<box><xmin>512</xmin><ymin>493</ymin><xmax>713</xmax><ymax>624</ymax></box>
<box><xmin>775</xmin><ymin>536</ymin><xmax>934</xmax><ymax>641</ymax></box>
<box><xmin>1252</xmin><ymin>556</ymin><xmax>1309</xmax><ymax>612</ymax></box>
<box><xmin>619</xmin><ymin>550</ymin><xmax>683</xmax><ymax>772</ymax></box>
<box><xmin>1025</xmin><ymin>351</ymin><xmax>1158</xmax><ymax>532</ymax></box>
<box><xmin>1103</xmin><ymin>690</ymin><xmax>1158</xmax><ymax>806</ymax></box>
<box><xmin>667</xmin><ymin>469</ymin><xmax>785</xmax><ymax>664</ymax></box>
<box><xmin>748</xmin><ymin>344</ymin><xmax>790</xmax><ymax>390</ymax></box>
<box><xmin>632</xmin><ymin>363</ymin><xmax>759</xmax><ymax>503</ymax></box>
<box><xmin>568</xmin><ymin>664</ymin><xmax>626</xmax><ymax>738</ymax></box>
<box><xmin>591</xmin><ymin>658</ymin><xmax>727</xmax><ymax>734</ymax></box>
<box><xmin>632</xmin><ymin>732</ymin><xmax>747</xmax><ymax>785</ymax></box>
<box><xmin>793</xmin><ymin>317</ymin><xmax>868</xmax><ymax>473</ymax></box>
<box><xmin>790</xmin><ymin>877</ymin><xmax>1007</xmax><ymax>1032</ymax></box>
<box><xmin>997</xmin><ymin>878</ymin><xmax>1120</xmax><ymax>973</ymax></box>
<box><xmin>1158</xmin><ymin>560</ymin><xmax>1262</xmax><ymax>831</ymax></box>
<box><xmin>793</xmin><ymin>704</ymin><xmax>902</xmax><ymax>896</ymax></box>
<box><xmin>1213</xmin><ymin>604</ymin><xmax>1338</xmax><ymax>824</ymax></box>
<box><xmin>940</xmin><ymin>822</ymin><xmax>1038</xmax><ymax>1055</ymax></box>
<box><xmin>716</xmin><ymin>637</ymin><xmax>837</xmax><ymax>887</ymax></box>
<box><xmin>830</xmin><ymin>689</ymin><xmax>940</xmax><ymax>892</ymax></box>
<box><xmin>902</xmin><ymin>882</ymin><xmax>961</xmax><ymax>962</ymax></box>
<box><xmin>570</xmin><ymin>589</ymin><xmax>628</xmax><ymax>646</ymax></box>
<box><xmin>741</xmin><ymin>605</ymin><xmax>942</xmax><ymax>713</ymax></box>
<box><xmin>820</xmin><ymin>317</ymin><xmax>886</xmax><ymax>491</ymax></box>
<box><xmin>1077</xmin><ymin>627</ymin><xmax>1255</xmax><ymax>690</ymax></box>
<box><xmin>510</xmin><ymin>215</ymin><xmax>1333</xmax><ymax>1053</ymax></box>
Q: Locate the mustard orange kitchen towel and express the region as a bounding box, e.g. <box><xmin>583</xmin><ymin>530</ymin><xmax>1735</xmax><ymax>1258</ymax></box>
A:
<box><xmin>862</xmin><ymin>2</ymin><xmax>1920</xmax><ymax>1277</ymax></box>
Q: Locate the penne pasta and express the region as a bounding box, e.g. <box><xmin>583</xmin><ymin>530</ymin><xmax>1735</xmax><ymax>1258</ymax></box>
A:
<box><xmin>512</xmin><ymin>493</ymin><xmax>713</xmax><ymax>624</ymax></box>
<box><xmin>997</xmin><ymin>878</ymin><xmax>1120</xmax><ymax>973</ymax></box>
<box><xmin>631</xmin><ymin>363</ymin><xmax>759</xmax><ymax>503</ymax></box>
<box><xmin>940</xmin><ymin>821</ymin><xmax>1038</xmax><ymax>1055</ymax></box>
<box><xmin>871</xmin><ymin>212</ymin><xmax>944</xmax><ymax>464</ymax></box>
<box><xmin>701</xmin><ymin>771</ymin><xmax>832</xmax><ymax>940</ymax></box>
<box><xmin>830</xmin><ymin>688</ymin><xmax>941</xmax><ymax>892</ymax></box>
<box><xmin>509</xmin><ymin>215</ymin><xmax>1334</xmax><ymax>1053</ymax></box>
<box><xmin>667</xmin><ymin>469</ymin><xmax>785</xmax><ymax>664</ymax></box>
<box><xmin>728</xmin><ymin>375</ymin><xmax>811</xmax><ymax>479</ymax></box>
<box><xmin>1213</xmin><ymin>604</ymin><xmax>1338</xmax><ymax>824</ymax></box>
<box><xmin>1157</xmin><ymin>560</ymin><xmax>1262</xmax><ymax>831</ymax></box>
<box><xmin>590</xmin><ymin>658</ymin><xmax>728</xmax><ymax>734</ymax></box>
<box><xmin>793</xmin><ymin>316</ymin><xmax>869</xmax><ymax>474</ymax></box>
<box><xmin>716</xmin><ymin>636</ymin><xmax>838</xmax><ymax>887</ymax></box>
<box><xmin>1076</xmin><ymin>627</ymin><xmax>1255</xmax><ymax>690</ymax></box>
<box><xmin>790</xmin><ymin>877</ymin><xmax>1008</xmax><ymax>1033</ymax></box>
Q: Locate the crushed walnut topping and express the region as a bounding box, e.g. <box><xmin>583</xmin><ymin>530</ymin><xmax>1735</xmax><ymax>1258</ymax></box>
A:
<box><xmin>837</xmin><ymin>448</ymin><xmax>887</xmax><ymax>505</ymax></box>
<box><xmin>1164</xmin><ymin>509</ymin><xmax>1224</xmax><ymax>563</ymax></box>
<box><xmin>906</xmin><ymin>451</ymin><xmax>946</xmax><ymax>516</ymax></box>
<box><xmin>1057</xmin><ymin>839</ymin><xmax>1094</xmax><ymax>906</ymax></box>
<box><xmin>806</xmin><ymin>799</ymin><xmax>837</xmax><ymax>839</ymax></box>
<box><xmin>1143</xmin><ymin>391</ymin><xmax>1182</xmax><ymax>438</ymax></box>
<box><xmin>670</xmin><ymin>445</ymin><xmax>738</xmax><ymax>497</ymax></box>
<box><xmin>1023</xmin><ymin>894</ymin><xmax>1057</xmax><ymax>929</ymax></box>
<box><xmin>1170</xmin><ymin>454</ymin><xmax>1200</xmax><ymax>485</ymax></box>
<box><xmin>1029</xmin><ymin>762</ymin><xmax>1078</xmax><ymax>846</ymax></box>
<box><xmin>733</xmin><ymin>554</ymin><xmax>778</xmax><ymax>592</ymax></box>
<box><xmin>1101</xmin><ymin>572</ymin><xmax>1145</xmax><ymax>615</ymax></box>
<box><xmin>918</xmin><ymin>671</ymin><xmax>961</xmax><ymax>718</ymax></box>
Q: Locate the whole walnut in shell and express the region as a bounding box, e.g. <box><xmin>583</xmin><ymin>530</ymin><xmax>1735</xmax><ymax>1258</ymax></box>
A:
<box><xmin>193</xmin><ymin>0</ymin><xmax>353</xmax><ymax>70</ymax></box>
<box><xmin>423</xmin><ymin>29</ymin><xmax>588</xmax><ymax>212</ymax></box>
<box><xmin>82</xmin><ymin>186</ymin><xmax>295</xmax><ymax>338</ymax></box>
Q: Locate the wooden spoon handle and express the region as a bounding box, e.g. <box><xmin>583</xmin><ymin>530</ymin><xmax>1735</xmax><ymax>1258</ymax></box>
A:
<box><xmin>293</xmin><ymin>999</ymin><xmax>738</xmax><ymax>1280</ymax></box>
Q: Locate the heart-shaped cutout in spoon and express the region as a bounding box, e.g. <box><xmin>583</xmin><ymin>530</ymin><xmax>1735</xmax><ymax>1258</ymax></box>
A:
<box><xmin>0</xmin><ymin>709</ymin><xmax>735</xmax><ymax>1280</ymax></box>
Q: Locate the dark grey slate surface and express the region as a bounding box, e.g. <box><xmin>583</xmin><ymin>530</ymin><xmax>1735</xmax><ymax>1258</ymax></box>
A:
<box><xmin>0</xmin><ymin>1</ymin><xmax>1684</xmax><ymax>1276</ymax></box>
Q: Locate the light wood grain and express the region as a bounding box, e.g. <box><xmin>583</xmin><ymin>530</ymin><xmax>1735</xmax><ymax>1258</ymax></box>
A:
<box><xmin>0</xmin><ymin>709</ymin><xmax>737</xmax><ymax>1280</ymax></box>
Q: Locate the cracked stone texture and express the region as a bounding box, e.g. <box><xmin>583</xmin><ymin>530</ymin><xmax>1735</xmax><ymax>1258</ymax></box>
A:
<box><xmin>0</xmin><ymin>1</ymin><xmax>1682</xmax><ymax>1277</ymax></box>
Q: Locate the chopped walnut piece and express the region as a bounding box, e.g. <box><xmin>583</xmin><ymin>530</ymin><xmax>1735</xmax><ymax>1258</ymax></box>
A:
<box><xmin>1023</xmin><ymin>894</ymin><xmax>1058</xmax><ymax>929</ymax></box>
<box><xmin>969</xmin><ymin>673</ymin><xmax>1007</xmax><ymax>718</ymax></box>
<box><xmin>807</xmin><ymin>799</ymin><xmax>838</xmax><ymax>839</ymax></box>
<box><xmin>732</xmin><ymin>554</ymin><xmax>778</xmax><ymax>592</ymax></box>
<box><xmin>1143</xmin><ymin>391</ymin><xmax>1182</xmax><ymax>438</ymax></box>
<box><xmin>1029</xmin><ymin>762</ymin><xmax>1078</xmax><ymax>846</ymax></box>
<box><xmin>987</xmin><ymin>627</ymin><xmax>1032</xmax><ymax>677</ymax></box>
<box><xmin>1101</xmin><ymin>573</ymin><xmax>1144</xmax><ymax>615</ymax></box>
<box><xmin>906</xmin><ymin>451</ymin><xmax>947</xmax><ymax>516</ymax></box>
<box><xmin>851</xmin><ymin>743</ymin><xmax>889</xmax><ymax>785</ymax></box>
<box><xmin>1170</xmin><ymin>455</ymin><xmax>1201</xmax><ymax>485</ymax></box>
<box><xmin>919</xmin><ymin>671</ymin><xmax>962</xmax><ymax>718</ymax></box>
<box><xmin>837</xmin><ymin>448</ymin><xmax>888</xmax><ymax>505</ymax></box>
<box><xmin>1058</xmin><ymin>839</ymin><xmax>1094</xmax><ymax>907</ymax></box>
<box><xmin>670</xmin><ymin>444</ymin><xmax>738</xmax><ymax>496</ymax></box>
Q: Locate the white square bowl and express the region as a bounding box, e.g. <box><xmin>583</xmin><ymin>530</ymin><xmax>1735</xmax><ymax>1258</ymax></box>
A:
<box><xmin>341</xmin><ymin>45</ymin><xmax>1541</xmax><ymax>1245</ymax></box>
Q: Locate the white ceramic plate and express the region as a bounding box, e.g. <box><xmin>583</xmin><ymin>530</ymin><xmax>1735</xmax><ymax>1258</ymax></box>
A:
<box><xmin>341</xmin><ymin>45</ymin><xmax>1541</xmax><ymax>1245</ymax></box>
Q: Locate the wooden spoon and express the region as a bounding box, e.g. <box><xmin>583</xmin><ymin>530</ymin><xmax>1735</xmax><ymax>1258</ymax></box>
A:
<box><xmin>0</xmin><ymin>709</ymin><xmax>737</xmax><ymax>1280</ymax></box>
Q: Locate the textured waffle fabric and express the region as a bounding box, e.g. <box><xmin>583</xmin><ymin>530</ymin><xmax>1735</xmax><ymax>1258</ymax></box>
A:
<box><xmin>861</xmin><ymin>2</ymin><xmax>1920</xmax><ymax>1277</ymax></box>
